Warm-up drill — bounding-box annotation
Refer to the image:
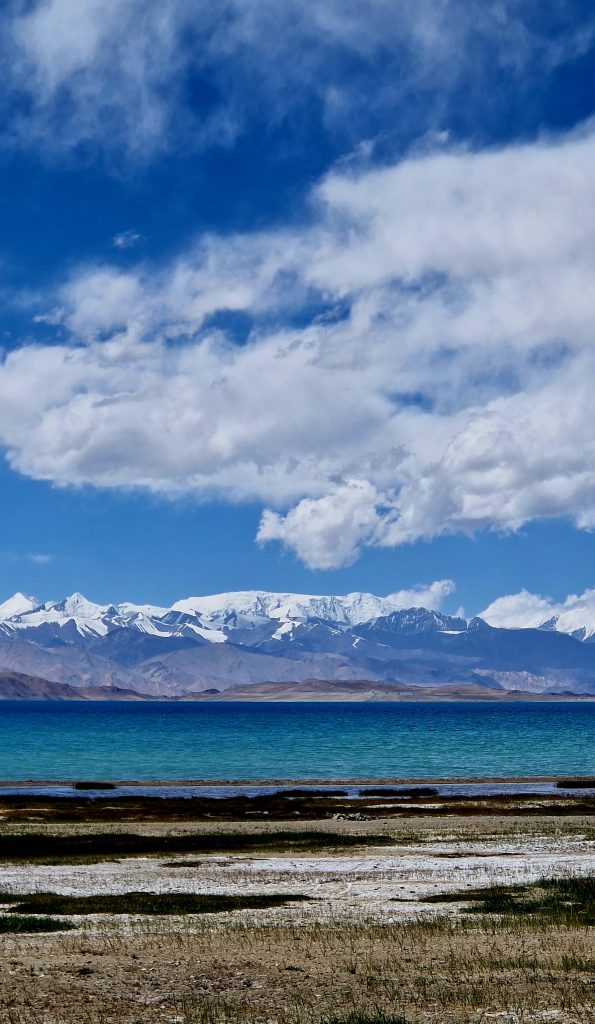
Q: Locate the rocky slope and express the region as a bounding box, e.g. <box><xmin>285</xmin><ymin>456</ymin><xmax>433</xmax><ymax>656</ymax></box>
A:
<box><xmin>0</xmin><ymin>671</ymin><xmax>154</xmax><ymax>701</ymax></box>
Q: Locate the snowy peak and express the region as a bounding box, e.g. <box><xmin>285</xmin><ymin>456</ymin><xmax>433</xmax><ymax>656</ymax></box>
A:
<box><xmin>0</xmin><ymin>592</ymin><xmax>39</xmax><ymax>619</ymax></box>
<box><xmin>118</xmin><ymin>601</ymin><xmax>170</xmax><ymax>619</ymax></box>
<box><xmin>367</xmin><ymin>607</ymin><xmax>467</xmax><ymax>635</ymax></box>
<box><xmin>467</xmin><ymin>616</ymin><xmax>492</xmax><ymax>632</ymax></box>
<box><xmin>0</xmin><ymin>587</ymin><xmax>464</xmax><ymax>646</ymax></box>
<box><xmin>171</xmin><ymin>589</ymin><xmax>437</xmax><ymax>629</ymax></box>
<box><xmin>171</xmin><ymin>591</ymin><xmax>352</xmax><ymax>628</ymax></box>
<box><xmin>0</xmin><ymin>590</ymin><xmax>232</xmax><ymax>643</ymax></box>
<box><xmin>2</xmin><ymin>588</ymin><xmax>595</xmax><ymax>698</ymax></box>
<box><xmin>52</xmin><ymin>593</ymin><xmax>109</xmax><ymax>620</ymax></box>
<box><xmin>538</xmin><ymin>612</ymin><xmax>595</xmax><ymax>642</ymax></box>
<box><xmin>7</xmin><ymin>592</ymin><xmax>113</xmax><ymax>637</ymax></box>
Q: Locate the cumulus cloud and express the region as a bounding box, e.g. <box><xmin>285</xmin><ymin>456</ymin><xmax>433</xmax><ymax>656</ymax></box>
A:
<box><xmin>481</xmin><ymin>588</ymin><xmax>595</xmax><ymax>635</ymax></box>
<box><xmin>257</xmin><ymin>481</ymin><xmax>387</xmax><ymax>569</ymax></box>
<box><xmin>4</xmin><ymin>124</ymin><xmax>595</xmax><ymax>566</ymax></box>
<box><xmin>479</xmin><ymin>590</ymin><xmax>555</xmax><ymax>629</ymax></box>
<box><xmin>382</xmin><ymin>579</ymin><xmax>456</xmax><ymax>612</ymax></box>
<box><xmin>0</xmin><ymin>0</ymin><xmax>592</xmax><ymax>160</ymax></box>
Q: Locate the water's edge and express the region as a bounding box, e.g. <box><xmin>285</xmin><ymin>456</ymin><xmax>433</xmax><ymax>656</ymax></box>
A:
<box><xmin>0</xmin><ymin>780</ymin><xmax>594</xmax><ymax>799</ymax></box>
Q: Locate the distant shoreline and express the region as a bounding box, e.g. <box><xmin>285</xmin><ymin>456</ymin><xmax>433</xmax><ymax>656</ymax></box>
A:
<box><xmin>2</xmin><ymin>692</ymin><xmax>595</xmax><ymax>702</ymax></box>
<box><xmin>3</xmin><ymin>670</ymin><xmax>595</xmax><ymax>704</ymax></box>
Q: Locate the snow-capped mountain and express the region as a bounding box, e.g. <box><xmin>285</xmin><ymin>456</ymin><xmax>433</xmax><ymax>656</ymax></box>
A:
<box><xmin>362</xmin><ymin>608</ymin><xmax>467</xmax><ymax>635</ymax></box>
<box><xmin>538</xmin><ymin>612</ymin><xmax>595</xmax><ymax>642</ymax></box>
<box><xmin>10</xmin><ymin>593</ymin><xmax>116</xmax><ymax>637</ymax></box>
<box><xmin>0</xmin><ymin>592</ymin><xmax>39</xmax><ymax>619</ymax></box>
<box><xmin>171</xmin><ymin>590</ymin><xmax>430</xmax><ymax>629</ymax></box>
<box><xmin>0</xmin><ymin>589</ymin><xmax>448</xmax><ymax>642</ymax></box>
<box><xmin>0</xmin><ymin>591</ymin><xmax>227</xmax><ymax>643</ymax></box>
<box><xmin>1</xmin><ymin>589</ymin><xmax>595</xmax><ymax>697</ymax></box>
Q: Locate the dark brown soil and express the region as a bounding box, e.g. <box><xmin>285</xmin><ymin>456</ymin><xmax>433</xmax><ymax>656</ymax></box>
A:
<box><xmin>0</xmin><ymin>790</ymin><xmax>593</xmax><ymax>826</ymax></box>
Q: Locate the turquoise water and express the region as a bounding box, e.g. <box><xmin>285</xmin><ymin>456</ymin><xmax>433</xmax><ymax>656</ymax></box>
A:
<box><xmin>0</xmin><ymin>701</ymin><xmax>593</xmax><ymax>780</ymax></box>
<box><xmin>0</xmin><ymin>700</ymin><xmax>589</xmax><ymax>778</ymax></box>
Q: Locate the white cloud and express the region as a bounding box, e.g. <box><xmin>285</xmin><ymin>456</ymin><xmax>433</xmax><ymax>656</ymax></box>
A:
<box><xmin>0</xmin><ymin>551</ymin><xmax>53</xmax><ymax>566</ymax></box>
<box><xmin>257</xmin><ymin>480</ymin><xmax>386</xmax><ymax>569</ymax></box>
<box><xmin>1</xmin><ymin>0</ymin><xmax>592</xmax><ymax>160</ymax></box>
<box><xmin>387</xmin><ymin>579</ymin><xmax>456</xmax><ymax>612</ymax></box>
<box><xmin>112</xmin><ymin>230</ymin><xmax>141</xmax><ymax>250</ymax></box>
<box><xmin>5</xmin><ymin>0</ymin><xmax>187</xmax><ymax>160</ymax></box>
<box><xmin>32</xmin><ymin>307</ymin><xmax>66</xmax><ymax>326</ymax></box>
<box><xmin>479</xmin><ymin>590</ymin><xmax>555</xmax><ymax>629</ymax></box>
<box><xmin>481</xmin><ymin>587</ymin><xmax>595</xmax><ymax>636</ymax></box>
<box><xmin>4</xmin><ymin>125</ymin><xmax>595</xmax><ymax>566</ymax></box>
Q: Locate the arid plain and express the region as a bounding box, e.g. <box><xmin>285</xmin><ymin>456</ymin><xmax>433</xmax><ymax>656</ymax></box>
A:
<box><xmin>0</xmin><ymin>786</ymin><xmax>593</xmax><ymax>1024</ymax></box>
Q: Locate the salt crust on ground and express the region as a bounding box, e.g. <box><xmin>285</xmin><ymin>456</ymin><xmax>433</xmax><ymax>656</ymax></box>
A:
<box><xmin>2</xmin><ymin>831</ymin><xmax>594</xmax><ymax>922</ymax></box>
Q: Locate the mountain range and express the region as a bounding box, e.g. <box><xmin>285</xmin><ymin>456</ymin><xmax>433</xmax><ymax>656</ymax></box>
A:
<box><xmin>0</xmin><ymin>589</ymin><xmax>594</xmax><ymax>698</ymax></box>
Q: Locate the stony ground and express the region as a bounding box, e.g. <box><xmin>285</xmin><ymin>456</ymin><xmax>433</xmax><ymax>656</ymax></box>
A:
<box><xmin>0</xmin><ymin>807</ymin><xmax>594</xmax><ymax>1023</ymax></box>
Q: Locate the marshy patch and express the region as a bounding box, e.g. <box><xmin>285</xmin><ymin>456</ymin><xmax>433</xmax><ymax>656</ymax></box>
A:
<box><xmin>0</xmin><ymin>829</ymin><xmax>399</xmax><ymax>863</ymax></box>
<box><xmin>359</xmin><ymin>787</ymin><xmax>438</xmax><ymax>797</ymax></box>
<box><xmin>422</xmin><ymin>874</ymin><xmax>595</xmax><ymax>925</ymax></box>
<box><xmin>72</xmin><ymin>781</ymin><xmax>117</xmax><ymax>791</ymax></box>
<box><xmin>0</xmin><ymin>913</ymin><xmax>76</xmax><ymax>933</ymax></box>
<box><xmin>1</xmin><ymin>789</ymin><xmax>594</xmax><ymax>826</ymax></box>
<box><xmin>1</xmin><ymin>891</ymin><xmax>312</xmax><ymax>916</ymax></box>
<box><xmin>282</xmin><ymin>789</ymin><xmax>349</xmax><ymax>797</ymax></box>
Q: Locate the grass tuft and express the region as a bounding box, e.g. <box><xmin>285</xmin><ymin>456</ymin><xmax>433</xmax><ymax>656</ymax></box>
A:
<box><xmin>0</xmin><ymin>913</ymin><xmax>76</xmax><ymax>932</ymax></box>
<box><xmin>321</xmin><ymin>1015</ymin><xmax>409</xmax><ymax>1024</ymax></box>
<box><xmin>0</xmin><ymin>829</ymin><xmax>397</xmax><ymax>863</ymax></box>
<box><xmin>1</xmin><ymin>890</ymin><xmax>311</xmax><ymax>916</ymax></box>
<box><xmin>423</xmin><ymin>874</ymin><xmax>595</xmax><ymax>925</ymax></box>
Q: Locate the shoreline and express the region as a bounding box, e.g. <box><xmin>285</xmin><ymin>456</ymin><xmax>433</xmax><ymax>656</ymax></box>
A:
<box><xmin>0</xmin><ymin>774</ymin><xmax>591</xmax><ymax>787</ymax></box>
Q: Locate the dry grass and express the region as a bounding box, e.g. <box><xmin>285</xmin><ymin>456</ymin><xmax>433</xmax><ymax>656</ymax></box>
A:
<box><xmin>1</xmin><ymin>911</ymin><xmax>595</xmax><ymax>1023</ymax></box>
<box><xmin>0</xmin><ymin>809</ymin><xmax>593</xmax><ymax>1024</ymax></box>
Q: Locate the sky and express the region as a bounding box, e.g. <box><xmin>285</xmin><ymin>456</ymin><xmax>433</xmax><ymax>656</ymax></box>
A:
<box><xmin>1</xmin><ymin>0</ymin><xmax>595</xmax><ymax>619</ymax></box>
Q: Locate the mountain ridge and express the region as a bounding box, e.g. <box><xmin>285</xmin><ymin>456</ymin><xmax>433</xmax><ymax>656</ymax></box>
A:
<box><xmin>0</xmin><ymin>670</ymin><xmax>157</xmax><ymax>701</ymax></box>
<box><xmin>179</xmin><ymin>679</ymin><xmax>595</xmax><ymax>702</ymax></box>
<box><xmin>1</xmin><ymin>590</ymin><xmax>595</xmax><ymax>697</ymax></box>
<box><xmin>1</xmin><ymin>670</ymin><xmax>594</xmax><ymax>703</ymax></box>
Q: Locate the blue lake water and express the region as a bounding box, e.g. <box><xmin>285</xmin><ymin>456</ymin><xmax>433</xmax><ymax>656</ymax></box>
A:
<box><xmin>0</xmin><ymin>701</ymin><xmax>593</xmax><ymax>782</ymax></box>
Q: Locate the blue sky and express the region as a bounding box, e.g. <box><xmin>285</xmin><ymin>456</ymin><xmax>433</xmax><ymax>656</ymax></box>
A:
<box><xmin>1</xmin><ymin>0</ymin><xmax>595</xmax><ymax>619</ymax></box>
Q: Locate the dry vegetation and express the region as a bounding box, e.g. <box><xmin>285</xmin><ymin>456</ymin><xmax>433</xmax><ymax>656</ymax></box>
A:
<box><xmin>0</xmin><ymin>792</ymin><xmax>593</xmax><ymax>1024</ymax></box>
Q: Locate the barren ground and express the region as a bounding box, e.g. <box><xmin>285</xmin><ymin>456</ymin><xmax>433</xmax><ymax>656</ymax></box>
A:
<box><xmin>0</xmin><ymin>796</ymin><xmax>594</xmax><ymax>1024</ymax></box>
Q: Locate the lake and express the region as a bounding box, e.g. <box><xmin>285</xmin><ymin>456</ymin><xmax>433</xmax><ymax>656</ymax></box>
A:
<box><xmin>0</xmin><ymin>700</ymin><xmax>593</xmax><ymax>781</ymax></box>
